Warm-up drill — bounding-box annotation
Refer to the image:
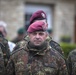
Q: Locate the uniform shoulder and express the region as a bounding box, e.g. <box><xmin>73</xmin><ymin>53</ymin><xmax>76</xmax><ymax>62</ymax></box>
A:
<box><xmin>11</xmin><ymin>47</ymin><xmax>24</xmax><ymax>56</ymax></box>
<box><xmin>69</xmin><ymin>49</ymin><xmax>76</xmax><ymax>56</ymax></box>
<box><xmin>12</xmin><ymin>40</ymin><xmax>25</xmax><ymax>51</ymax></box>
<box><xmin>68</xmin><ymin>49</ymin><xmax>76</xmax><ymax>64</ymax></box>
<box><xmin>50</xmin><ymin>47</ymin><xmax>64</xmax><ymax>58</ymax></box>
<box><xmin>50</xmin><ymin>48</ymin><xmax>66</xmax><ymax>65</ymax></box>
<box><xmin>17</xmin><ymin>39</ymin><xmax>27</xmax><ymax>47</ymax></box>
<box><xmin>50</xmin><ymin>39</ymin><xmax>64</xmax><ymax>56</ymax></box>
<box><xmin>13</xmin><ymin>36</ymin><xmax>29</xmax><ymax>50</ymax></box>
<box><xmin>50</xmin><ymin>40</ymin><xmax>60</xmax><ymax>46</ymax></box>
<box><xmin>10</xmin><ymin>47</ymin><xmax>28</xmax><ymax>62</ymax></box>
<box><xmin>11</xmin><ymin>37</ymin><xmax>29</xmax><ymax>56</ymax></box>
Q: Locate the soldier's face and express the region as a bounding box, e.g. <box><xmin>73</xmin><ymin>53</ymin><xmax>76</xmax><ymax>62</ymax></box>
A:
<box><xmin>28</xmin><ymin>31</ymin><xmax>48</xmax><ymax>46</ymax></box>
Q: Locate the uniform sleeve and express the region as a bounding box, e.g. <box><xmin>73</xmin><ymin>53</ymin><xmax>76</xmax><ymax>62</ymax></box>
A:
<box><xmin>8</xmin><ymin>49</ymin><xmax>28</xmax><ymax>75</ymax></box>
<box><xmin>58</xmin><ymin>59</ymin><xmax>68</xmax><ymax>75</ymax></box>
<box><xmin>6</xmin><ymin>44</ymin><xmax>20</xmax><ymax>75</ymax></box>
<box><xmin>56</xmin><ymin>52</ymin><xmax>68</xmax><ymax>75</ymax></box>
<box><xmin>67</xmin><ymin>50</ymin><xmax>76</xmax><ymax>75</ymax></box>
<box><xmin>67</xmin><ymin>53</ymin><xmax>72</xmax><ymax>75</ymax></box>
<box><xmin>6</xmin><ymin>57</ymin><xmax>15</xmax><ymax>75</ymax></box>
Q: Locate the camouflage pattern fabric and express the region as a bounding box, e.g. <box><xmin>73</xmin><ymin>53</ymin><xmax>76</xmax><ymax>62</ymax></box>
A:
<box><xmin>50</xmin><ymin>40</ymin><xmax>64</xmax><ymax>55</ymax></box>
<box><xmin>0</xmin><ymin>47</ymin><xmax>6</xmax><ymax>75</ymax></box>
<box><xmin>0</xmin><ymin>35</ymin><xmax>10</xmax><ymax>75</ymax></box>
<box><xmin>46</xmin><ymin>36</ymin><xmax>64</xmax><ymax>56</ymax></box>
<box><xmin>67</xmin><ymin>49</ymin><xmax>76</xmax><ymax>75</ymax></box>
<box><xmin>6</xmin><ymin>39</ymin><xmax>68</xmax><ymax>75</ymax></box>
<box><xmin>13</xmin><ymin>35</ymin><xmax>29</xmax><ymax>51</ymax></box>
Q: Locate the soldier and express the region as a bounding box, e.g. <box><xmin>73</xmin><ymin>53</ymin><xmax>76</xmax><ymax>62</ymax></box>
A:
<box><xmin>0</xmin><ymin>21</ymin><xmax>16</xmax><ymax>52</ymax></box>
<box><xmin>0</xmin><ymin>21</ymin><xmax>16</xmax><ymax>75</ymax></box>
<box><xmin>0</xmin><ymin>33</ymin><xmax>10</xmax><ymax>75</ymax></box>
<box><xmin>11</xmin><ymin>27</ymin><xmax>26</xmax><ymax>44</ymax></box>
<box><xmin>29</xmin><ymin>10</ymin><xmax>64</xmax><ymax>56</ymax></box>
<box><xmin>6</xmin><ymin>21</ymin><xmax>68</xmax><ymax>75</ymax></box>
<box><xmin>67</xmin><ymin>49</ymin><xmax>76</xmax><ymax>75</ymax></box>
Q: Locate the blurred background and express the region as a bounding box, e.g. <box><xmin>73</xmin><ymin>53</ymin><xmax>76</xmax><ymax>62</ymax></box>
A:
<box><xmin>0</xmin><ymin>0</ymin><xmax>76</xmax><ymax>57</ymax></box>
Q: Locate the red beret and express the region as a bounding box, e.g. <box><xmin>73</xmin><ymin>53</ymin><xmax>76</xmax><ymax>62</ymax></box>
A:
<box><xmin>27</xmin><ymin>21</ymin><xmax>47</xmax><ymax>33</ymax></box>
<box><xmin>30</xmin><ymin>10</ymin><xmax>47</xmax><ymax>24</ymax></box>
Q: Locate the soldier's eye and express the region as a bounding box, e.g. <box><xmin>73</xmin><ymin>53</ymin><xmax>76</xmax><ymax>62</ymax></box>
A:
<box><xmin>39</xmin><ymin>33</ymin><xmax>44</xmax><ymax>35</ymax></box>
<box><xmin>32</xmin><ymin>32</ymin><xmax>37</xmax><ymax>35</ymax></box>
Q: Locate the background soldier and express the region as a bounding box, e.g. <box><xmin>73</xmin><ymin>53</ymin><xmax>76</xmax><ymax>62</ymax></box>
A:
<box><xmin>67</xmin><ymin>49</ymin><xmax>76</xmax><ymax>75</ymax></box>
<box><xmin>0</xmin><ymin>21</ymin><xmax>16</xmax><ymax>52</ymax></box>
<box><xmin>6</xmin><ymin>21</ymin><xmax>68</xmax><ymax>75</ymax></box>
<box><xmin>0</xmin><ymin>21</ymin><xmax>14</xmax><ymax>75</ymax></box>
<box><xmin>11</xmin><ymin>27</ymin><xmax>26</xmax><ymax>44</ymax></box>
<box><xmin>0</xmin><ymin>34</ymin><xmax>10</xmax><ymax>75</ymax></box>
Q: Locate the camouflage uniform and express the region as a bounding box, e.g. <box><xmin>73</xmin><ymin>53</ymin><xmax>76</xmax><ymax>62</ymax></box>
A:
<box><xmin>46</xmin><ymin>36</ymin><xmax>64</xmax><ymax>56</ymax></box>
<box><xmin>67</xmin><ymin>49</ymin><xmax>76</xmax><ymax>75</ymax></box>
<box><xmin>6</xmin><ymin>37</ymin><xmax>68</xmax><ymax>75</ymax></box>
<box><xmin>0</xmin><ymin>48</ymin><xmax>6</xmax><ymax>75</ymax></box>
<box><xmin>0</xmin><ymin>35</ymin><xmax>10</xmax><ymax>75</ymax></box>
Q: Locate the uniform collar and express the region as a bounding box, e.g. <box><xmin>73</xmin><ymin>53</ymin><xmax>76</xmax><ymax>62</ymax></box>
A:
<box><xmin>26</xmin><ymin>41</ymin><xmax>50</xmax><ymax>55</ymax></box>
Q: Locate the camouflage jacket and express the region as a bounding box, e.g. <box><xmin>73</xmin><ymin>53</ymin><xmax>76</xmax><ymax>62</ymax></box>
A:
<box><xmin>0</xmin><ymin>48</ymin><xmax>6</xmax><ymax>75</ymax></box>
<box><xmin>67</xmin><ymin>49</ymin><xmax>76</xmax><ymax>75</ymax></box>
<box><xmin>6</xmin><ymin>39</ymin><xmax>68</xmax><ymax>75</ymax></box>
<box><xmin>50</xmin><ymin>40</ymin><xmax>64</xmax><ymax>55</ymax></box>
<box><xmin>0</xmin><ymin>35</ymin><xmax>10</xmax><ymax>75</ymax></box>
<box><xmin>46</xmin><ymin>36</ymin><xmax>64</xmax><ymax>56</ymax></box>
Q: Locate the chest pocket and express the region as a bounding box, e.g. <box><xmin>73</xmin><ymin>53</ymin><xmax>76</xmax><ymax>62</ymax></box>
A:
<box><xmin>0</xmin><ymin>48</ymin><xmax>5</xmax><ymax>75</ymax></box>
<box><xmin>44</xmin><ymin>67</ymin><xmax>57</xmax><ymax>75</ymax></box>
<box><xmin>43</xmin><ymin>62</ymin><xmax>58</xmax><ymax>75</ymax></box>
<box><xmin>26</xmin><ymin>56</ymin><xmax>58</xmax><ymax>75</ymax></box>
<box><xmin>25</xmin><ymin>49</ymin><xmax>58</xmax><ymax>75</ymax></box>
<box><xmin>25</xmin><ymin>64</ymin><xmax>58</xmax><ymax>75</ymax></box>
